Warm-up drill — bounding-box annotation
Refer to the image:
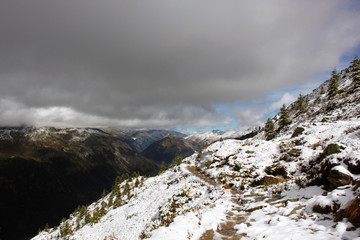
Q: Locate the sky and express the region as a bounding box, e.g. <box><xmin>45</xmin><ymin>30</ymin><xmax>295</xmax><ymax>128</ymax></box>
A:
<box><xmin>1</xmin><ymin>0</ymin><xmax>360</xmax><ymax>133</ymax></box>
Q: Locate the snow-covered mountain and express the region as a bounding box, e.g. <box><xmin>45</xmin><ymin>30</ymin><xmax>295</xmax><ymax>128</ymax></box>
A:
<box><xmin>33</xmin><ymin>60</ymin><xmax>360</xmax><ymax>240</ymax></box>
<box><xmin>0</xmin><ymin>127</ymin><xmax>159</xmax><ymax>240</ymax></box>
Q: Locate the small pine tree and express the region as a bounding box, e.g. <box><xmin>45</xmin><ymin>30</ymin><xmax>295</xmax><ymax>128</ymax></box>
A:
<box><xmin>84</xmin><ymin>210</ymin><xmax>92</xmax><ymax>224</ymax></box>
<box><xmin>350</xmin><ymin>55</ymin><xmax>360</xmax><ymax>89</ymax></box>
<box><xmin>264</xmin><ymin>118</ymin><xmax>275</xmax><ymax>140</ymax></box>
<box><xmin>101</xmin><ymin>189</ymin><xmax>107</xmax><ymax>198</ymax></box>
<box><xmin>320</xmin><ymin>86</ymin><xmax>325</xmax><ymax>95</ymax></box>
<box><xmin>123</xmin><ymin>181</ymin><xmax>130</xmax><ymax>195</ymax></box>
<box><xmin>135</xmin><ymin>178</ymin><xmax>140</xmax><ymax>187</ymax></box>
<box><xmin>60</xmin><ymin>220</ymin><xmax>73</xmax><ymax>236</ymax></box>
<box><xmin>79</xmin><ymin>205</ymin><xmax>87</xmax><ymax>218</ymax></box>
<box><xmin>295</xmin><ymin>93</ymin><xmax>308</xmax><ymax>115</ymax></box>
<box><xmin>158</xmin><ymin>161</ymin><xmax>167</xmax><ymax>174</ymax></box>
<box><xmin>278</xmin><ymin>104</ymin><xmax>291</xmax><ymax>130</ymax></box>
<box><xmin>132</xmin><ymin>171</ymin><xmax>140</xmax><ymax>178</ymax></box>
<box><xmin>100</xmin><ymin>202</ymin><xmax>107</xmax><ymax>216</ymax></box>
<box><xmin>170</xmin><ymin>155</ymin><xmax>183</xmax><ymax>167</ymax></box>
<box><xmin>91</xmin><ymin>207</ymin><xmax>101</xmax><ymax>223</ymax></box>
<box><xmin>113</xmin><ymin>197</ymin><xmax>123</xmax><ymax>208</ymax></box>
<box><xmin>115</xmin><ymin>176</ymin><xmax>121</xmax><ymax>185</ymax></box>
<box><xmin>328</xmin><ymin>68</ymin><xmax>339</xmax><ymax>98</ymax></box>
<box><xmin>44</xmin><ymin>223</ymin><xmax>50</xmax><ymax>232</ymax></box>
<box><xmin>108</xmin><ymin>195</ymin><xmax>114</xmax><ymax>206</ymax></box>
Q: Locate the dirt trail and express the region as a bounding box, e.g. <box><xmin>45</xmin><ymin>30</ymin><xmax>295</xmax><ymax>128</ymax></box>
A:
<box><xmin>187</xmin><ymin>166</ymin><xmax>247</xmax><ymax>240</ymax></box>
<box><xmin>187</xmin><ymin>166</ymin><xmax>217</xmax><ymax>186</ymax></box>
<box><xmin>187</xmin><ymin>166</ymin><xmax>282</xmax><ymax>240</ymax></box>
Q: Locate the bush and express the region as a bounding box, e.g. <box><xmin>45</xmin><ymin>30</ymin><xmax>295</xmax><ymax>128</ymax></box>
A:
<box><xmin>264</xmin><ymin>118</ymin><xmax>275</xmax><ymax>140</ymax></box>
<box><xmin>291</xmin><ymin>127</ymin><xmax>305</xmax><ymax>138</ymax></box>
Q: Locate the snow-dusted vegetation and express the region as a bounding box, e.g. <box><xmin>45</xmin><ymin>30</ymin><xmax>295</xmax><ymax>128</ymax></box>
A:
<box><xmin>34</xmin><ymin>60</ymin><xmax>360</xmax><ymax>239</ymax></box>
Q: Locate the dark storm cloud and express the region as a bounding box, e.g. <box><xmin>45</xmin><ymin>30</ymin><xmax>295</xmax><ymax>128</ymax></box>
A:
<box><xmin>1</xmin><ymin>0</ymin><xmax>360</xmax><ymax>128</ymax></box>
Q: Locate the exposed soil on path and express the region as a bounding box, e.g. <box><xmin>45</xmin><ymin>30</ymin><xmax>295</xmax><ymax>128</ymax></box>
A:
<box><xmin>187</xmin><ymin>166</ymin><xmax>247</xmax><ymax>240</ymax></box>
<box><xmin>187</xmin><ymin>166</ymin><xmax>217</xmax><ymax>186</ymax></box>
<box><xmin>187</xmin><ymin>165</ymin><xmax>284</xmax><ymax>240</ymax></box>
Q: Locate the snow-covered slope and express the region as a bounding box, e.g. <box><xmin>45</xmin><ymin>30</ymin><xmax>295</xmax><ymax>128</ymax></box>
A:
<box><xmin>33</xmin><ymin>63</ymin><xmax>360</xmax><ymax>240</ymax></box>
<box><xmin>185</xmin><ymin>130</ymin><xmax>224</xmax><ymax>143</ymax></box>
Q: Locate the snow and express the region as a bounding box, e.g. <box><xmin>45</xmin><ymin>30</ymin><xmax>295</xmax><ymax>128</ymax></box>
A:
<box><xmin>33</xmin><ymin>64</ymin><xmax>360</xmax><ymax>240</ymax></box>
<box><xmin>332</xmin><ymin>165</ymin><xmax>353</xmax><ymax>177</ymax></box>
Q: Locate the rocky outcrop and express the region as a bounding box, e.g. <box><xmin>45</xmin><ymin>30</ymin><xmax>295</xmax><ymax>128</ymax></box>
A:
<box><xmin>327</xmin><ymin>165</ymin><xmax>353</xmax><ymax>187</ymax></box>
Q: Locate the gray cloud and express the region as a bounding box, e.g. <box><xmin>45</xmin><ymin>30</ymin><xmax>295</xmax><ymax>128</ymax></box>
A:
<box><xmin>1</xmin><ymin>0</ymin><xmax>360</xmax><ymax>128</ymax></box>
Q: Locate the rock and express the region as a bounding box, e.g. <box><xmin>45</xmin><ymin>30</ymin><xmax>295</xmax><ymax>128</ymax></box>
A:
<box><xmin>323</xmin><ymin>144</ymin><xmax>341</xmax><ymax>157</ymax></box>
<box><xmin>344</xmin><ymin>158</ymin><xmax>360</xmax><ymax>174</ymax></box>
<box><xmin>334</xmin><ymin>198</ymin><xmax>360</xmax><ymax>227</ymax></box>
<box><xmin>291</xmin><ymin>127</ymin><xmax>305</xmax><ymax>138</ymax></box>
<box><xmin>279</xmin><ymin>153</ymin><xmax>292</xmax><ymax>162</ymax></box>
<box><xmin>287</xmin><ymin>148</ymin><xmax>302</xmax><ymax>157</ymax></box>
<box><xmin>312</xmin><ymin>204</ymin><xmax>332</xmax><ymax>214</ymax></box>
<box><xmin>264</xmin><ymin>164</ymin><xmax>288</xmax><ymax>178</ymax></box>
<box><xmin>327</xmin><ymin>166</ymin><xmax>353</xmax><ymax>187</ymax></box>
<box><xmin>261</xmin><ymin>175</ymin><xmax>287</xmax><ymax>185</ymax></box>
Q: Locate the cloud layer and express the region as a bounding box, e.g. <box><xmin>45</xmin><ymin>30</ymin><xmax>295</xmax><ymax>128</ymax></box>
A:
<box><xmin>1</xmin><ymin>0</ymin><xmax>360</xmax><ymax>129</ymax></box>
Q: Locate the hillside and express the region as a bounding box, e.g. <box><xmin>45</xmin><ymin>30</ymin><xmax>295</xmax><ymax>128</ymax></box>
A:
<box><xmin>0</xmin><ymin>128</ymin><xmax>159</xmax><ymax>240</ymax></box>
<box><xmin>141</xmin><ymin>134</ymin><xmax>198</xmax><ymax>165</ymax></box>
<box><xmin>33</xmin><ymin>59</ymin><xmax>360</xmax><ymax>240</ymax></box>
<box><xmin>114</xmin><ymin>129</ymin><xmax>187</xmax><ymax>152</ymax></box>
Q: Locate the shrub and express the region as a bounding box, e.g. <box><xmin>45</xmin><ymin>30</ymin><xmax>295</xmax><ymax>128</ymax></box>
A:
<box><xmin>291</xmin><ymin>127</ymin><xmax>305</xmax><ymax>138</ymax></box>
<box><xmin>264</xmin><ymin>118</ymin><xmax>276</xmax><ymax>140</ymax></box>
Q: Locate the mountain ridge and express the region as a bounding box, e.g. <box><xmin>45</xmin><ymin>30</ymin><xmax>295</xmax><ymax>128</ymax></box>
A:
<box><xmin>33</xmin><ymin>58</ymin><xmax>360</xmax><ymax>240</ymax></box>
<box><xmin>0</xmin><ymin>127</ymin><xmax>159</xmax><ymax>240</ymax></box>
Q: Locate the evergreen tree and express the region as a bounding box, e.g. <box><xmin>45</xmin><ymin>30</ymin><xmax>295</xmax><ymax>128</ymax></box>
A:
<box><xmin>158</xmin><ymin>161</ymin><xmax>167</xmax><ymax>174</ymax></box>
<box><xmin>170</xmin><ymin>155</ymin><xmax>183</xmax><ymax>167</ymax></box>
<box><xmin>328</xmin><ymin>68</ymin><xmax>339</xmax><ymax>98</ymax></box>
<box><xmin>295</xmin><ymin>93</ymin><xmax>308</xmax><ymax>115</ymax></box>
<box><xmin>43</xmin><ymin>223</ymin><xmax>50</xmax><ymax>232</ymax></box>
<box><xmin>108</xmin><ymin>195</ymin><xmax>114</xmax><ymax>207</ymax></box>
<box><xmin>60</xmin><ymin>220</ymin><xmax>73</xmax><ymax>236</ymax></box>
<box><xmin>115</xmin><ymin>176</ymin><xmax>121</xmax><ymax>185</ymax></box>
<box><xmin>132</xmin><ymin>171</ymin><xmax>140</xmax><ymax>178</ymax></box>
<box><xmin>135</xmin><ymin>177</ymin><xmax>140</xmax><ymax>187</ymax></box>
<box><xmin>264</xmin><ymin>118</ymin><xmax>275</xmax><ymax>140</ymax></box>
<box><xmin>320</xmin><ymin>86</ymin><xmax>325</xmax><ymax>95</ymax></box>
<box><xmin>84</xmin><ymin>210</ymin><xmax>92</xmax><ymax>224</ymax></box>
<box><xmin>278</xmin><ymin>104</ymin><xmax>291</xmax><ymax>130</ymax></box>
<box><xmin>101</xmin><ymin>189</ymin><xmax>107</xmax><ymax>198</ymax></box>
<box><xmin>114</xmin><ymin>196</ymin><xmax>123</xmax><ymax>208</ymax></box>
<box><xmin>350</xmin><ymin>55</ymin><xmax>360</xmax><ymax>89</ymax></box>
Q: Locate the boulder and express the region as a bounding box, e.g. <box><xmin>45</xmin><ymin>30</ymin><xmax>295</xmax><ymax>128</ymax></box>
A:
<box><xmin>324</xmin><ymin>144</ymin><xmax>341</xmax><ymax>157</ymax></box>
<box><xmin>327</xmin><ymin>165</ymin><xmax>353</xmax><ymax>187</ymax></box>
<box><xmin>334</xmin><ymin>198</ymin><xmax>360</xmax><ymax>227</ymax></box>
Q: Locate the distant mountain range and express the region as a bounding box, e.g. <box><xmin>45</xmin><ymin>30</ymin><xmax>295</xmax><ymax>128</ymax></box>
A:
<box><xmin>0</xmin><ymin>127</ymin><xmax>159</xmax><ymax>240</ymax></box>
<box><xmin>108</xmin><ymin>129</ymin><xmax>187</xmax><ymax>152</ymax></box>
<box><xmin>0</xmin><ymin>127</ymin><xmax>202</xmax><ymax>240</ymax></box>
<box><xmin>142</xmin><ymin>134</ymin><xmax>199</xmax><ymax>165</ymax></box>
